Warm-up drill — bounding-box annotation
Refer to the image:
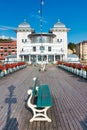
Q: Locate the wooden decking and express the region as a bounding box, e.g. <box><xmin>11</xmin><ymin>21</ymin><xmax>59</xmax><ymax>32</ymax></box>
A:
<box><xmin>0</xmin><ymin>65</ymin><xmax>87</xmax><ymax>130</ymax></box>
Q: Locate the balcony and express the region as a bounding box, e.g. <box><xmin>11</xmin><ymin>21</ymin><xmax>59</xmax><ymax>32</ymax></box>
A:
<box><xmin>20</xmin><ymin>50</ymin><xmax>30</xmax><ymax>55</ymax></box>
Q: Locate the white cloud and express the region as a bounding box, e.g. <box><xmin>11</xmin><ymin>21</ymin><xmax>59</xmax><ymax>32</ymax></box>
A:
<box><xmin>10</xmin><ymin>37</ymin><xmax>16</xmax><ymax>40</ymax></box>
<box><xmin>0</xmin><ymin>35</ymin><xmax>16</xmax><ymax>40</ymax></box>
<box><xmin>0</xmin><ymin>25</ymin><xmax>16</xmax><ymax>30</ymax></box>
<box><xmin>0</xmin><ymin>27</ymin><xmax>8</xmax><ymax>30</ymax></box>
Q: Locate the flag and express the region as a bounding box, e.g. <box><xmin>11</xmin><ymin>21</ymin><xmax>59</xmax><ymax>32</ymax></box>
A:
<box><xmin>41</xmin><ymin>1</ymin><xmax>44</xmax><ymax>5</ymax></box>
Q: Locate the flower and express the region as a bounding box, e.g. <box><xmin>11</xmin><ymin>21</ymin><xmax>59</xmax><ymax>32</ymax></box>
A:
<box><xmin>83</xmin><ymin>65</ymin><xmax>87</xmax><ymax>71</ymax></box>
<box><xmin>4</xmin><ymin>64</ymin><xmax>11</xmax><ymax>69</ymax></box>
<box><xmin>11</xmin><ymin>63</ymin><xmax>18</xmax><ymax>68</ymax></box>
<box><xmin>76</xmin><ymin>64</ymin><xmax>83</xmax><ymax>70</ymax></box>
<box><xmin>71</xmin><ymin>63</ymin><xmax>77</xmax><ymax>68</ymax></box>
<box><xmin>0</xmin><ymin>65</ymin><xmax>5</xmax><ymax>72</ymax></box>
<box><xmin>65</xmin><ymin>62</ymin><xmax>71</xmax><ymax>67</ymax></box>
<box><xmin>57</xmin><ymin>61</ymin><xmax>63</xmax><ymax>65</ymax></box>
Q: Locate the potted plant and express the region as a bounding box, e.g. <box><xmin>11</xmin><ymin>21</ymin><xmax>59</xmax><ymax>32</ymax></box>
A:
<box><xmin>0</xmin><ymin>65</ymin><xmax>5</xmax><ymax>78</ymax></box>
<box><xmin>82</xmin><ymin>65</ymin><xmax>87</xmax><ymax>79</ymax></box>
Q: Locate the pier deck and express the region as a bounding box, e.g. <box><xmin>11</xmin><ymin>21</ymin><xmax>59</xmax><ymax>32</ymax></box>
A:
<box><xmin>0</xmin><ymin>65</ymin><xmax>87</xmax><ymax>130</ymax></box>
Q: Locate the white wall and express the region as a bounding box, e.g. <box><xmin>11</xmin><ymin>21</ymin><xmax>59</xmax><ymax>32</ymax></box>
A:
<box><xmin>17</xmin><ymin>31</ymin><xmax>31</xmax><ymax>61</ymax></box>
<box><xmin>52</xmin><ymin>30</ymin><xmax>68</xmax><ymax>61</ymax></box>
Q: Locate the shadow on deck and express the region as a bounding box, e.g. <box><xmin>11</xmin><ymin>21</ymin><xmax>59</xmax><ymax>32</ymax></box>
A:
<box><xmin>3</xmin><ymin>85</ymin><xmax>18</xmax><ymax>130</ymax></box>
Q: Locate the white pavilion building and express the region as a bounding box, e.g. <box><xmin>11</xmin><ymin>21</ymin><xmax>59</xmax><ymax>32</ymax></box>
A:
<box><xmin>15</xmin><ymin>20</ymin><xmax>70</xmax><ymax>64</ymax></box>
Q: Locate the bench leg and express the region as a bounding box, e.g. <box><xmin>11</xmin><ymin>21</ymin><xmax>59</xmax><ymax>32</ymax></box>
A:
<box><xmin>27</xmin><ymin>90</ymin><xmax>52</xmax><ymax>122</ymax></box>
<box><xmin>30</xmin><ymin>107</ymin><xmax>51</xmax><ymax>122</ymax></box>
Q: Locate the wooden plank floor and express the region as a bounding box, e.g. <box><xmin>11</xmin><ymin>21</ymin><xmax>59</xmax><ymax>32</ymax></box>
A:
<box><xmin>0</xmin><ymin>65</ymin><xmax>87</xmax><ymax>130</ymax></box>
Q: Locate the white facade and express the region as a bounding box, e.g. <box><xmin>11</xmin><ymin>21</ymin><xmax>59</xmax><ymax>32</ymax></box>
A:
<box><xmin>15</xmin><ymin>20</ymin><xmax>70</xmax><ymax>64</ymax></box>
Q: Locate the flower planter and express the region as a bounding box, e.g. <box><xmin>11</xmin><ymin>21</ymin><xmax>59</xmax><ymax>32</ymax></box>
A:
<box><xmin>58</xmin><ymin>61</ymin><xmax>87</xmax><ymax>79</ymax></box>
<box><xmin>69</xmin><ymin>67</ymin><xmax>72</xmax><ymax>72</ymax></box>
<box><xmin>79</xmin><ymin>69</ymin><xmax>83</xmax><ymax>77</ymax></box>
<box><xmin>71</xmin><ymin>68</ymin><xmax>74</xmax><ymax>73</ymax></box>
<box><xmin>9</xmin><ymin>68</ymin><xmax>13</xmax><ymax>73</ymax></box>
<box><xmin>0</xmin><ymin>62</ymin><xmax>27</xmax><ymax>79</ymax></box>
<box><xmin>76</xmin><ymin>69</ymin><xmax>80</xmax><ymax>76</ymax></box>
<box><xmin>6</xmin><ymin>69</ymin><xmax>10</xmax><ymax>75</ymax></box>
<box><xmin>82</xmin><ymin>70</ymin><xmax>87</xmax><ymax>79</ymax></box>
<box><xmin>73</xmin><ymin>68</ymin><xmax>77</xmax><ymax>74</ymax></box>
<box><xmin>0</xmin><ymin>71</ymin><xmax>3</xmax><ymax>78</ymax></box>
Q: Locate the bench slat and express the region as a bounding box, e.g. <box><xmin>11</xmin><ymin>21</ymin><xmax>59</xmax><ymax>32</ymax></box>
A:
<box><xmin>37</xmin><ymin>84</ymin><xmax>53</xmax><ymax>107</ymax></box>
<box><xmin>32</xmin><ymin>77</ymin><xmax>38</xmax><ymax>96</ymax></box>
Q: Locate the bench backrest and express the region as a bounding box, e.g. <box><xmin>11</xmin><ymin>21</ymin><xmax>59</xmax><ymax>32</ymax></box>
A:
<box><xmin>32</xmin><ymin>77</ymin><xmax>38</xmax><ymax>96</ymax></box>
<box><xmin>37</xmin><ymin>84</ymin><xmax>53</xmax><ymax>107</ymax></box>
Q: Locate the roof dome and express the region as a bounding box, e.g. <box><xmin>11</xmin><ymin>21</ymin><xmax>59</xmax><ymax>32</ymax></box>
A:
<box><xmin>18</xmin><ymin>20</ymin><xmax>30</xmax><ymax>28</ymax></box>
<box><xmin>54</xmin><ymin>19</ymin><xmax>66</xmax><ymax>28</ymax></box>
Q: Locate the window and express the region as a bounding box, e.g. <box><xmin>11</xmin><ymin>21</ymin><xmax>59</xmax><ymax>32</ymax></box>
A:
<box><xmin>38</xmin><ymin>55</ymin><xmax>42</xmax><ymax>61</ymax></box>
<box><xmin>22</xmin><ymin>39</ymin><xmax>24</xmax><ymax>43</ymax></box>
<box><xmin>25</xmin><ymin>39</ymin><xmax>27</xmax><ymax>42</ymax></box>
<box><xmin>48</xmin><ymin>46</ymin><xmax>51</xmax><ymax>52</ymax></box>
<box><xmin>22</xmin><ymin>39</ymin><xmax>27</xmax><ymax>43</ymax></box>
<box><xmin>57</xmin><ymin>39</ymin><xmax>62</xmax><ymax>43</ymax></box>
<box><xmin>39</xmin><ymin>36</ymin><xmax>45</xmax><ymax>43</ymax></box>
<box><xmin>40</xmin><ymin>46</ymin><xmax>45</xmax><ymax>51</ymax></box>
<box><xmin>33</xmin><ymin>47</ymin><xmax>36</xmax><ymax>52</ymax></box>
<box><xmin>4</xmin><ymin>49</ymin><xmax>7</xmax><ymax>52</ymax></box>
<box><xmin>8</xmin><ymin>52</ymin><xmax>11</xmax><ymax>55</ymax></box>
<box><xmin>0</xmin><ymin>46</ymin><xmax>3</xmax><ymax>49</ymax></box>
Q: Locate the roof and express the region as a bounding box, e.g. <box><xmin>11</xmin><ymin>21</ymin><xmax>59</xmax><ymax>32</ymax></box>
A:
<box><xmin>18</xmin><ymin>20</ymin><xmax>30</xmax><ymax>28</ymax></box>
<box><xmin>68</xmin><ymin>54</ymin><xmax>79</xmax><ymax>58</ymax></box>
<box><xmin>54</xmin><ymin>19</ymin><xmax>66</xmax><ymax>28</ymax></box>
<box><xmin>67</xmin><ymin>54</ymin><xmax>80</xmax><ymax>63</ymax></box>
<box><xmin>14</xmin><ymin>20</ymin><xmax>34</xmax><ymax>32</ymax></box>
<box><xmin>0</xmin><ymin>41</ymin><xmax>16</xmax><ymax>46</ymax></box>
<box><xmin>28</xmin><ymin>33</ymin><xmax>56</xmax><ymax>38</ymax></box>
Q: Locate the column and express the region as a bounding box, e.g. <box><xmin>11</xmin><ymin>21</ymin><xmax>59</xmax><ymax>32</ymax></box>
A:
<box><xmin>36</xmin><ymin>55</ymin><xmax>38</xmax><ymax>64</ymax></box>
<box><xmin>47</xmin><ymin>55</ymin><xmax>48</xmax><ymax>64</ymax></box>
<box><xmin>29</xmin><ymin>55</ymin><xmax>31</xmax><ymax>64</ymax></box>
<box><xmin>54</xmin><ymin>54</ymin><xmax>56</xmax><ymax>64</ymax></box>
<box><xmin>23</xmin><ymin>56</ymin><xmax>24</xmax><ymax>61</ymax></box>
<box><xmin>60</xmin><ymin>55</ymin><xmax>62</xmax><ymax>61</ymax></box>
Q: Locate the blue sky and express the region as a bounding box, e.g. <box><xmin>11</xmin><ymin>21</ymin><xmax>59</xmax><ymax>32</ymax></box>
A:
<box><xmin>0</xmin><ymin>0</ymin><xmax>87</xmax><ymax>43</ymax></box>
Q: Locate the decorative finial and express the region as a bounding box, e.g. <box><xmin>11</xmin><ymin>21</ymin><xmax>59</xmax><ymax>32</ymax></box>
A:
<box><xmin>24</xmin><ymin>19</ymin><xmax>26</xmax><ymax>23</ymax></box>
<box><xmin>58</xmin><ymin>19</ymin><xmax>60</xmax><ymax>23</ymax></box>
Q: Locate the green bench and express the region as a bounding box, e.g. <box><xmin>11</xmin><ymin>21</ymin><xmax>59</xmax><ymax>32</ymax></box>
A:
<box><xmin>27</xmin><ymin>77</ymin><xmax>53</xmax><ymax>122</ymax></box>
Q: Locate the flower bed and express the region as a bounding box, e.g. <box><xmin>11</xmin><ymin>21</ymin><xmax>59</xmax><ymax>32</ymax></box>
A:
<box><xmin>83</xmin><ymin>65</ymin><xmax>87</xmax><ymax>71</ymax></box>
<box><xmin>58</xmin><ymin>61</ymin><xmax>87</xmax><ymax>79</ymax></box>
<box><xmin>0</xmin><ymin>65</ymin><xmax>6</xmax><ymax>78</ymax></box>
<box><xmin>0</xmin><ymin>62</ymin><xmax>27</xmax><ymax>78</ymax></box>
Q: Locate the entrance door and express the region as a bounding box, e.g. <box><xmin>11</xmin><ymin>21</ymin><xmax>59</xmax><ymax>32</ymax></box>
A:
<box><xmin>24</xmin><ymin>55</ymin><xmax>29</xmax><ymax>62</ymax></box>
<box><xmin>48</xmin><ymin>55</ymin><xmax>54</xmax><ymax>63</ymax></box>
<box><xmin>31</xmin><ymin>55</ymin><xmax>36</xmax><ymax>64</ymax></box>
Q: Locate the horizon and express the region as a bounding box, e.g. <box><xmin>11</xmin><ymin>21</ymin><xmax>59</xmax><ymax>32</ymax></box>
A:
<box><xmin>0</xmin><ymin>0</ymin><xmax>87</xmax><ymax>44</ymax></box>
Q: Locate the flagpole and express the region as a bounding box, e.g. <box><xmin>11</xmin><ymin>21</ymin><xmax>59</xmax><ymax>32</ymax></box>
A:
<box><xmin>40</xmin><ymin>0</ymin><xmax>43</xmax><ymax>67</ymax></box>
<box><xmin>40</xmin><ymin>0</ymin><xmax>43</xmax><ymax>34</ymax></box>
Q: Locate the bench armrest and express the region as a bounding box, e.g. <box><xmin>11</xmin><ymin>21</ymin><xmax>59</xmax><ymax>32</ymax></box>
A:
<box><xmin>27</xmin><ymin>89</ymin><xmax>32</xmax><ymax>95</ymax></box>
